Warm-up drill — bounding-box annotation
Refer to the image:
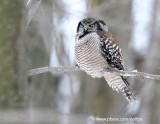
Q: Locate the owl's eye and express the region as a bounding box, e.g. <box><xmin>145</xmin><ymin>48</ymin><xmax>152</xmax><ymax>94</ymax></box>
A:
<box><xmin>81</xmin><ymin>25</ymin><xmax>84</xmax><ymax>28</ymax></box>
<box><xmin>89</xmin><ymin>24</ymin><xmax>94</xmax><ymax>27</ymax></box>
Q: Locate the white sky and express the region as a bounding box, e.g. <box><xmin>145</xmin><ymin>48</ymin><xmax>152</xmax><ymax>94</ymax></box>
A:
<box><xmin>131</xmin><ymin>0</ymin><xmax>155</xmax><ymax>53</ymax></box>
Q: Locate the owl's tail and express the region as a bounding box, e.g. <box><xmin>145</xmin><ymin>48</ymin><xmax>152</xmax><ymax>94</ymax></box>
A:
<box><xmin>103</xmin><ymin>72</ymin><xmax>136</xmax><ymax>103</ymax></box>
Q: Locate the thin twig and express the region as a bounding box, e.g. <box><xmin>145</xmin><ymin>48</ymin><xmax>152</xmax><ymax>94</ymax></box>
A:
<box><xmin>28</xmin><ymin>66</ymin><xmax>160</xmax><ymax>80</ymax></box>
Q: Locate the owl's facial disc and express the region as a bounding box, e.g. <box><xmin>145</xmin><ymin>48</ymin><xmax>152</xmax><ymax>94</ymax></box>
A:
<box><xmin>82</xmin><ymin>23</ymin><xmax>96</xmax><ymax>32</ymax></box>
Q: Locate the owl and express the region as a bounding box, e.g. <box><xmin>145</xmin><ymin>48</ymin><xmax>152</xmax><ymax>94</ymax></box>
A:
<box><xmin>75</xmin><ymin>18</ymin><xmax>136</xmax><ymax>103</ymax></box>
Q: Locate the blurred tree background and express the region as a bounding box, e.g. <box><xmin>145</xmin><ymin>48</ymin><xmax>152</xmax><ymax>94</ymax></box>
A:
<box><xmin>0</xmin><ymin>0</ymin><xmax>160</xmax><ymax>124</ymax></box>
<box><xmin>0</xmin><ymin>0</ymin><xmax>24</xmax><ymax>108</ymax></box>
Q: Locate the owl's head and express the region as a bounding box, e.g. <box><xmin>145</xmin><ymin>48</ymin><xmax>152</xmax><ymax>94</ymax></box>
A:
<box><xmin>76</xmin><ymin>18</ymin><xmax>108</xmax><ymax>35</ymax></box>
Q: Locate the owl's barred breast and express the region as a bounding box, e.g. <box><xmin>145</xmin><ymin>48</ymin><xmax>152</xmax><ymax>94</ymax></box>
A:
<box><xmin>75</xmin><ymin>32</ymin><xmax>108</xmax><ymax>78</ymax></box>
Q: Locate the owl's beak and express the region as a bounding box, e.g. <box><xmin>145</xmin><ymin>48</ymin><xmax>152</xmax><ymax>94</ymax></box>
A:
<box><xmin>84</xmin><ymin>26</ymin><xmax>88</xmax><ymax>31</ymax></box>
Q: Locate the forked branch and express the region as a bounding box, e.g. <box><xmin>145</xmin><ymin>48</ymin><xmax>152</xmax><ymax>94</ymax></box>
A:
<box><xmin>28</xmin><ymin>66</ymin><xmax>160</xmax><ymax>80</ymax></box>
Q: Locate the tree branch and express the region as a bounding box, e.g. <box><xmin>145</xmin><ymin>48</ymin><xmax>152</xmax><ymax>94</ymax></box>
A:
<box><xmin>104</xmin><ymin>68</ymin><xmax>160</xmax><ymax>80</ymax></box>
<box><xmin>28</xmin><ymin>66</ymin><xmax>160</xmax><ymax>80</ymax></box>
<box><xmin>28</xmin><ymin>66</ymin><xmax>81</xmax><ymax>76</ymax></box>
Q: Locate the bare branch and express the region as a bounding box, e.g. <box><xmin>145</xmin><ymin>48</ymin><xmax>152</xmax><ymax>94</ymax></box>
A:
<box><xmin>104</xmin><ymin>68</ymin><xmax>160</xmax><ymax>80</ymax></box>
<box><xmin>26</xmin><ymin>0</ymin><xmax>42</xmax><ymax>28</ymax></box>
<box><xmin>28</xmin><ymin>66</ymin><xmax>81</xmax><ymax>76</ymax></box>
<box><xmin>28</xmin><ymin>66</ymin><xmax>160</xmax><ymax>80</ymax></box>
